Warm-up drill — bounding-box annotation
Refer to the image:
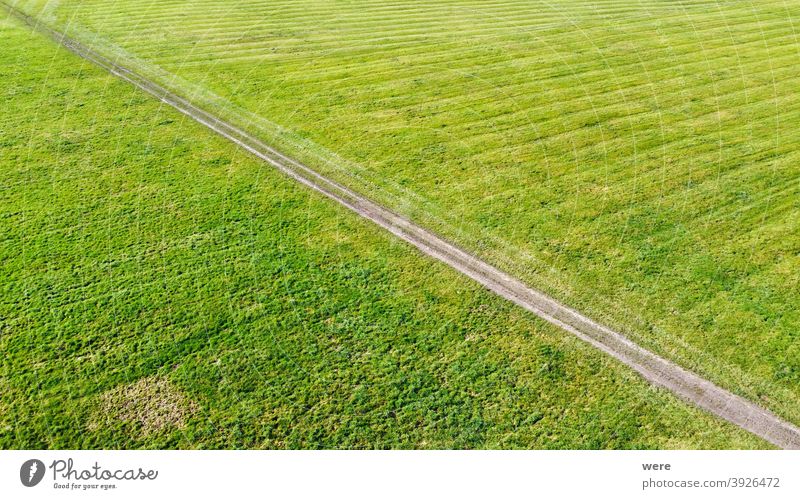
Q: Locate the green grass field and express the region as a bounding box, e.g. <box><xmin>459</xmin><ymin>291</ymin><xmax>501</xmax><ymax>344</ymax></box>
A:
<box><xmin>13</xmin><ymin>0</ymin><xmax>800</xmax><ymax>427</ymax></box>
<box><xmin>0</xmin><ymin>14</ymin><xmax>767</xmax><ymax>449</ymax></box>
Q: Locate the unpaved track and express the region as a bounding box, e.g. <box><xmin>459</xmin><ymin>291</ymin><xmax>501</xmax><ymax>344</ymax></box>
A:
<box><xmin>7</xmin><ymin>3</ymin><xmax>800</xmax><ymax>449</ymax></box>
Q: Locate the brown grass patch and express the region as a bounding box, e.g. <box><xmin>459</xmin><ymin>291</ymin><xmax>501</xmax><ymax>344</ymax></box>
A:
<box><xmin>92</xmin><ymin>376</ymin><xmax>198</xmax><ymax>436</ymax></box>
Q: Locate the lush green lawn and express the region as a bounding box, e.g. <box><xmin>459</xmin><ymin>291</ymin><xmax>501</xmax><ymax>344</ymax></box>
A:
<box><xmin>14</xmin><ymin>0</ymin><xmax>799</xmax><ymax>426</ymax></box>
<box><xmin>0</xmin><ymin>14</ymin><xmax>766</xmax><ymax>449</ymax></box>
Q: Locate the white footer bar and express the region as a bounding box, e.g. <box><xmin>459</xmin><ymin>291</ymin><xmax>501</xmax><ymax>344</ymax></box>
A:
<box><xmin>1</xmin><ymin>450</ymin><xmax>797</xmax><ymax>498</ymax></box>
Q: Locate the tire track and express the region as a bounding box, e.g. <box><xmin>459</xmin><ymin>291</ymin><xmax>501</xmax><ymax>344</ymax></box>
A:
<box><xmin>6</xmin><ymin>3</ymin><xmax>799</xmax><ymax>449</ymax></box>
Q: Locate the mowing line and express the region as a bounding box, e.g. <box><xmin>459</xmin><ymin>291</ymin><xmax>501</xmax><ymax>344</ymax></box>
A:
<box><xmin>6</xmin><ymin>3</ymin><xmax>800</xmax><ymax>449</ymax></box>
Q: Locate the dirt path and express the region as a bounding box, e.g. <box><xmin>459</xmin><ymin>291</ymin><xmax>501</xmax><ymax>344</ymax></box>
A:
<box><xmin>7</xmin><ymin>3</ymin><xmax>800</xmax><ymax>449</ymax></box>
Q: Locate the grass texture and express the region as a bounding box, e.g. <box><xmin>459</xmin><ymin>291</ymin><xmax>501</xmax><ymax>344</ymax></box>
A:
<box><xmin>0</xmin><ymin>14</ymin><xmax>767</xmax><ymax>449</ymax></box>
<box><xmin>11</xmin><ymin>0</ymin><xmax>798</xmax><ymax>426</ymax></box>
